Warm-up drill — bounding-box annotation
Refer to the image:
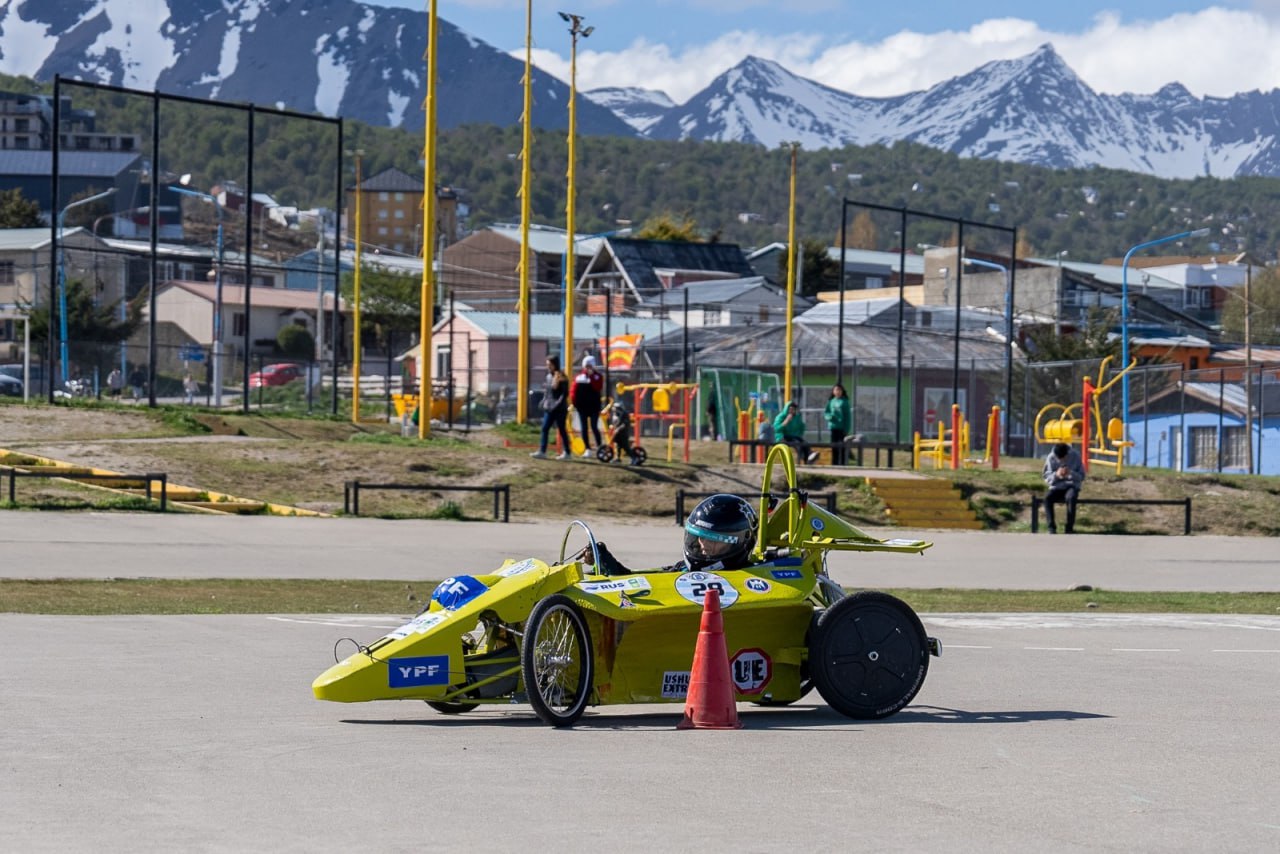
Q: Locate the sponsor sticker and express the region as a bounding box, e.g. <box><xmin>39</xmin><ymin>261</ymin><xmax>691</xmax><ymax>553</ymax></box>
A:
<box><xmin>431</xmin><ymin>575</ymin><xmax>488</xmax><ymax>610</ymax></box>
<box><xmin>386</xmin><ymin>610</ymin><xmax>448</xmax><ymax>640</ymax></box>
<box><xmin>388</xmin><ymin>655</ymin><xmax>450</xmax><ymax>688</ymax></box>
<box><xmin>770</xmin><ymin>569</ymin><xmax>803</xmax><ymax>580</ymax></box>
<box><xmin>674</xmin><ymin>571</ymin><xmax>739</xmax><ymax>608</ymax></box>
<box><xmin>811</xmin><ymin>517</ymin><xmax>826</xmax><ymax>531</ymax></box>
<box><xmin>730</xmin><ymin>648</ymin><xmax>772</xmax><ymax>695</ymax></box>
<box><xmin>579</xmin><ymin>577</ymin><xmax>652</xmax><ymax>595</ymax></box>
<box><xmin>661</xmin><ymin>671</ymin><xmax>690</xmax><ymax>699</ymax></box>
<box><xmin>744</xmin><ymin>577</ymin><xmax>771</xmax><ymax>594</ymax></box>
<box><xmin>883</xmin><ymin>538</ymin><xmax>924</xmax><ymax>547</ymax></box>
<box><xmin>496</xmin><ymin>559</ymin><xmax>537</xmax><ymax>578</ymax></box>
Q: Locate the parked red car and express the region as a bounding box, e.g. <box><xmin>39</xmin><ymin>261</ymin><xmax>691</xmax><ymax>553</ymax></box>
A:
<box><xmin>248</xmin><ymin>363</ymin><xmax>304</xmax><ymax>389</ymax></box>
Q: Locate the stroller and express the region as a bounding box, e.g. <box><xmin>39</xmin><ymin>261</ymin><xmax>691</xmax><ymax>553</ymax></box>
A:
<box><xmin>595</xmin><ymin>401</ymin><xmax>647</xmax><ymax>465</ymax></box>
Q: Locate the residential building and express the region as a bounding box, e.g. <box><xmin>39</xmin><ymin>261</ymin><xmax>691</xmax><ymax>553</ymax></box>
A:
<box><xmin>635</xmin><ymin>276</ymin><xmax>805</xmax><ymax>327</ymax></box>
<box><xmin>0</xmin><ymin>90</ymin><xmax>140</xmax><ymax>153</ymax></box>
<box><xmin>344</xmin><ymin>166</ymin><xmax>459</xmax><ymax>257</ymax></box>
<box><xmin>440</xmin><ymin>224</ymin><xmax>609</xmax><ymax>313</ymax></box>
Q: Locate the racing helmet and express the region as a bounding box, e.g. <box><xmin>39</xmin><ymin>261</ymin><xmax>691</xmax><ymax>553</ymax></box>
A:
<box><xmin>683</xmin><ymin>493</ymin><xmax>758</xmax><ymax>571</ymax></box>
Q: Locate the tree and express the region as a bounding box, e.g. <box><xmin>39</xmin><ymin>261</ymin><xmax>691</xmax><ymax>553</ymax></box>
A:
<box><xmin>635</xmin><ymin>213</ymin><xmax>701</xmax><ymax>242</ymax></box>
<box><xmin>778</xmin><ymin>237</ymin><xmax>840</xmax><ymax>297</ymax></box>
<box><xmin>0</xmin><ymin>188</ymin><xmax>41</xmax><ymax>228</ymax></box>
<box><xmin>1221</xmin><ymin>266</ymin><xmax>1280</xmax><ymax>345</ymax></box>
<box><xmin>340</xmin><ymin>264</ymin><xmax>424</xmax><ymax>349</ymax></box>
<box><xmin>20</xmin><ymin>278</ymin><xmax>142</xmax><ymax>376</ymax></box>
<box><xmin>277</xmin><ymin>324</ymin><xmax>316</xmax><ymax>359</ymax></box>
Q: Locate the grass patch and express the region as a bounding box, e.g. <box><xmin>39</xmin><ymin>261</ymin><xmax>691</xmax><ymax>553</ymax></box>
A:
<box><xmin>2</xmin><ymin>579</ymin><xmax>1278</xmax><ymax>615</ymax></box>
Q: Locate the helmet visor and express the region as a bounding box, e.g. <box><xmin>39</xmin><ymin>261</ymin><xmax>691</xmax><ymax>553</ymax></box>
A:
<box><xmin>684</xmin><ymin>524</ymin><xmax>746</xmax><ymax>561</ymax></box>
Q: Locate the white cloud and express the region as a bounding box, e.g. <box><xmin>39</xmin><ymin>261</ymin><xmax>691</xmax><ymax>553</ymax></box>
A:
<box><xmin>527</xmin><ymin>8</ymin><xmax>1280</xmax><ymax>104</ymax></box>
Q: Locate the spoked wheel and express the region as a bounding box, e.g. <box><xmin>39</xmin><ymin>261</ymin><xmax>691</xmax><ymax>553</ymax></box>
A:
<box><xmin>811</xmin><ymin>591</ymin><xmax>929</xmax><ymax>720</ymax></box>
<box><xmin>596</xmin><ymin>445</ymin><xmax>615</xmax><ymax>463</ymax></box>
<box><xmin>426</xmin><ymin>700</ymin><xmax>479</xmax><ymax>715</ymax></box>
<box><xmin>521</xmin><ymin>594</ymin><xmax>594</xmax><ymax>727</ymax></box>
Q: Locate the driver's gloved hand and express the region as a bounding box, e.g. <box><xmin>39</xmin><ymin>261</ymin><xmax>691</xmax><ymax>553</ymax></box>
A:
<box><xmin>593</xmin><ymin>541</ymin><xmax>631</xmax><ymax>576</ymax></box>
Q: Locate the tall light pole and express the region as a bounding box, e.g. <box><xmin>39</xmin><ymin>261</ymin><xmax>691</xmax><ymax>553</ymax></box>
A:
<box><xmin>345</xmin><ymin>148</ymin><xmax>365</xmax><ymax>423</ymax></box>
<box><xmin>1120</xmin><ymin>228</ymin><xmax>1211</xmax><ymax>437</ymax></box>
<box><xmin>56</xmin><ymin>187</ymin><xmax>117</xmax><ymax>387</ymax></box>
<box><xmin>515</xmin><ymin>0</ymin><xmax>536</xmax><ymax>423</ymax></box>
<box><xmin>964</xmin><ymin>254</ymin><xmax>1012</xmax><ymax>453</ymax></box>
<box><xmin>560</xmin><ymin>11</ymin><xmax>592</xmax><ymax>368</ymax></box>
<box><xmin>172</xmin><ymin>179</ymin><xmax>225</xmax><ymax>407</ymax></box>
<box><xmin>420</xmin><ymin>0</ymin><xmax>441</xmax><ymax>438</ymax></box>
<box><xmin>783</xmin><ymin>141</ymin><xmax>799</xmax><ymax>402</ymax></box>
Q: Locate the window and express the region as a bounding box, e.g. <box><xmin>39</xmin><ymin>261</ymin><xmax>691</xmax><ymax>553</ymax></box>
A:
<box><xmin>394</xmin><ymin>209</ymin><xmax>405</xmax><ymax>219</ymax></box>
<box><xmin>233</xmin><ymin>313</ymin><xmax>247</xmax><ymax>337</ymax></box>
<box><xmin>378</xmin><ymin>192</ymin><xmax>389</xmax><ymax>201</ymax></box>
<box><xmin>178</xmin><ymin>263</ymin><xmax>195</xmax><ymax>280</ymax></box>
<box><xmin>436</xmin><ymin>347</ymin><xmax>451</xmax><ymax>378</ymax></box>
<box><xmin>1223</xmin><ymin>426</ymin><xmax>1249</xmax><ymax>469</ymax></box>
<box><xmin>0</xmin><ymin>261</ymin><xmax>14</xmax><ymax>284</ymax></box>
<box><xmin>1188</xmin><ymin>426</ymin><xmax>1217</xmax><ymax>469</ymax></box>
<box><xmin>394</xmin><ymin>192</ymin><xmax>405</xmax><ymax>202</ymax></box>
<box><xmin>377</xmin><ymin>226</ymin><xmax>388</xmax><ymax>236</ymax></box>
<box><xmin>377</xmin><ymin>209</ymin><xmax>388</xmax><ymax>219</ymax></box>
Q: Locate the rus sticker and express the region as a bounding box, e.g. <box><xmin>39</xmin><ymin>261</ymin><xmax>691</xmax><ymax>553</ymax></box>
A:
<box><xmin>579</xmin><ymin>577</ymin><xmax>652</xmax><ymax>595</ymax></box>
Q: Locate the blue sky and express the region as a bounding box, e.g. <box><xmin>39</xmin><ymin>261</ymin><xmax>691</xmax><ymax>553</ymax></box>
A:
<box><xmin>367</xmin><ymin>1</ymin><xmax>1280</xmax><ymax>103</ymax></box>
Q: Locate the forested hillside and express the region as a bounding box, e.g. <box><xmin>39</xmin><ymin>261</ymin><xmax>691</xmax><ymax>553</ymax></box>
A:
<box><xmin>14</xmin><ymin>74</ymin><xmax>1280</xmax><ymax>260</ymax></box>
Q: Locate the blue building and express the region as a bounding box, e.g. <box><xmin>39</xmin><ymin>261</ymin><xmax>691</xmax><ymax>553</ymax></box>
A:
<box><xmin>1126</xmin><ymin>378</ymin><xmax>1280</xmax><ymax>475</ymax></box>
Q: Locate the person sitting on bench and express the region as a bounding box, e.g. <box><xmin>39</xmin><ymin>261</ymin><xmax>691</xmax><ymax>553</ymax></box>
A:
<box><xmin>1043</xmin><ymin>442</ymin><xmax>1085</xmax><ymax>533</ymax></box>
<box><xmin>774</xmin><ymin>400</ymin><xmax>819</xmax><ymax>464</ymax></box>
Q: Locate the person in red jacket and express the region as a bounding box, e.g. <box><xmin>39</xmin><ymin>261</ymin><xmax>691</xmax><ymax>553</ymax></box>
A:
<box><xmin>569</xmin><ymin>354</ymin><xmax>605</xmax><ymax>456</ymax></box>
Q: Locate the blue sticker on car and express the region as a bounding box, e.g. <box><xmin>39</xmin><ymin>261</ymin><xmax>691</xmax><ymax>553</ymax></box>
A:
<box><xmin>770</xmin><ymin>569</ymin><xmax>803</xmax><ymax>580</ymax></box>
<box><xmin>745</xmin><ymin>577</ymin><xmax>771</xmax><ymax>593</ymax></box>
<box><xmin>431</xmin><ymin>575</ymin><xmax>488</xmax><ymax>610</ymax></box>
<box><xmin>388</xmin><ymin>655</ymin><xmax>450</xmax><ymax>687</ymax></box>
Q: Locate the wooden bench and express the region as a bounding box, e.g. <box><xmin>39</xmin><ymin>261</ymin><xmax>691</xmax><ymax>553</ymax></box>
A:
<box><xmin>727</xmin><ymin>438</ymin><xmax>909</xmax><ymax>467</ymax></box>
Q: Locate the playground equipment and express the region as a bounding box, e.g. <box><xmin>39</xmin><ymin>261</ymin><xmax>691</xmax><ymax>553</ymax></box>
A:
<box><xmin>732</xmin><ymin>395</ymin><xmax>771</xmax><ymax>463</ymax></box>
<box><xmin>1033</xmin><ymin>355</ymin><xmax>1136</xmax><ymax>473</ymax></box>
<box><xmin>614</xmin><ymin>381</ymin><xmax>699</xmax><ymax>463</ymax></box>
<box><xmin>913</xmin><ymin>405</ymin><xmax>1001</xmax><ymax>471</ymax></box>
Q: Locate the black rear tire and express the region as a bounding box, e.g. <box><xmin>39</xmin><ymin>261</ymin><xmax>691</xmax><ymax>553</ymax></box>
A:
<box><xmin>631</xmin><ymin>447</ymin><xmax>647</xmax><ymax>465</ymax></box>
<box><xmin>811</xmin><ymin>591</ymin><xmax>929</xmax><ymax>720</ymax></box>
<box><xmin>521</xmin><ymin>594</ymin><xmax>594</xmax><ymax>727</ymax></box>
<box><xmin>596</xmin><ymin>445</ymin><xmax>615</xmax><ymax>462</ymax></box>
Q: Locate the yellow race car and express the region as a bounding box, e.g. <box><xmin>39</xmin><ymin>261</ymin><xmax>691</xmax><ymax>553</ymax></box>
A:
<box><xmin>313</xmin><ymin>445</ymin><xmax>940</xmax><ymax>726</ymax></box>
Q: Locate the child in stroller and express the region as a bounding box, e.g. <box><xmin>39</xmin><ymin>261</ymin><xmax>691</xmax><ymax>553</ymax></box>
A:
<box><xmin>595</xmin><ymin>400</ymin><xmax>647</xmax><ymax>465</ymax></box>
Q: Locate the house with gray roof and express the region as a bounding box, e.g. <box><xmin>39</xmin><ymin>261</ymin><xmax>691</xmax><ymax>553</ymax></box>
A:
<box><xmin>634</xmin><ymin>276</ymin><xmax>808</xmax><ymax>327</ymax></box>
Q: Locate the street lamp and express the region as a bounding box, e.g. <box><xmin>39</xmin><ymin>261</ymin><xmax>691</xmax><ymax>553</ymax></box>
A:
<box><xmin>560</xmin><ymin>11</ymin><xmax>593</xmax><ymax>367</ymax></box>
<box><xmin>171</xmin><ymin>178</ymin><xmax>226</xmax><ymax>408</ymax></box>
<box><xmin>964</xmin><ymin>254</ymin><xmax>1013</xmax><ymax>453</ymax></box>
<box><xmin>1120</xmin><ymin>228</ymin><xmax>1211</xmax><ymax>438</ymax></box>
<box><xmin>56</xmin><ymin>187</ymin><xmax>117</xmax><ymax>387</ymax></box>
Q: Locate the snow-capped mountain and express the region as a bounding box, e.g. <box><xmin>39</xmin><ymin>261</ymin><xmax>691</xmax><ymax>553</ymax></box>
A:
<box><xmin>645</xmin><ymin>46</ymin><xmax>1280</xmax><ymax>179</ymax></box>
<box><xmin>7</xmin><ymin>1</ymin><xmax>1280</xmax><ymax>180</ymax></box>
<box><xmin>582</xmin><ymin>86</ymin><xmax>675</xmax><ymax>134</ymax></box>
<box><xmin>0</xmin><ymin>0</ymin><xmax>635</xmax><ymax>136</ymax></box>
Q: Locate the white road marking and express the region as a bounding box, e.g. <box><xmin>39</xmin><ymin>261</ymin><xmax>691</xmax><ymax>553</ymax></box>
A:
<box><xmin>1024</xmin><ymin>646</ymin><xmax>1084</xmax><ymax>651</ymax></box>
<box><xmin>267</xmin><ymin>615</ymin><xmax>401</xmax><ymax>629</ymax></box>
<box><xmin>1212</xmin><ymin>649</ymin><xmax>1280</xmax><ymax>653</ymax></box>
<box><xmin>1112</xmin><ymin>648</ymin><xmax>1180</xmax><ymax>652</ymax></box>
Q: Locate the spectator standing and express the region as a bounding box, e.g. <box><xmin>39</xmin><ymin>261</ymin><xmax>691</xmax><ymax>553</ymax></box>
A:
<box><xmin>569</xmin><ymin>354</ymin><xmax>604</xmax><ymax>456</ymax></box>
<box><xmin>106</xmin><ymin>368</ymin><xmax>123</xmax><ymax>399</ymax></box>
<box><xmin>531</xmin><ymin>356</ymin><xmax>572</xmax><ymax>460</ymax></box>
<box><xmin>183</xmin><ymin>373</ymin><xmax>200</xmax><ymax>405</ymax></box>
<box><xmin>1043</xmin><ymin>442</ymin><xmax>1085</xmax><ymax>533</ymax></box>
<box><xmin>127</xmin><ymin>367</ymin><xmax>145</xmax><ymax>402</ymax></box>
<box><xmin>824</xmin><ymin>383</ymin><xmax>852</xmax><ymax>465</ymax></box>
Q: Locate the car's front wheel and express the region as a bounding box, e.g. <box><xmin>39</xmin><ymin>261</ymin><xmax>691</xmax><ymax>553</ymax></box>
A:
<box><xmin>521</xmin><ymin>594</ymin><xmax>594</xmax><ymax>727</ymax></box>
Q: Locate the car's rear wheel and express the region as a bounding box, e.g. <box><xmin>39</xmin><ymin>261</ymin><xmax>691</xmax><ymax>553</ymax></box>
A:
<box><xmin>811</xmin><ymin>591</ymin><xmax>929</xmax><ymax>720</ymax></box>
<box><xmin>521</xmin><ymin>594</ymin><xmax>594</xmax><ymax>727</ymax></box>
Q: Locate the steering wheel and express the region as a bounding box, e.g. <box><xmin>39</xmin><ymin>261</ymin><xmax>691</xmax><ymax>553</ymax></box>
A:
<box><xmin>558</xmin><ymin>519</ymin><xmax>604</xmax><ymax>575</ymax></box>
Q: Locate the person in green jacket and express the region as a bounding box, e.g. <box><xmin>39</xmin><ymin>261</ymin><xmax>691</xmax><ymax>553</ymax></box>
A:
<box><xmin>824</xmin><ymin>383</ymin><xmax>852</xmax><ymax>465</ymax></box>
<box><xmin>773</xmin><ymin>400</ymin><xmax>819</xmax><ymax>464</ymax></box>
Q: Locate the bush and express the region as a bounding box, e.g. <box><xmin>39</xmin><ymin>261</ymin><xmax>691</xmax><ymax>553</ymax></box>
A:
<box><xmin>277</xmin><ymin>325</ymin><xmax>315</xmax><ymax>359</ymax></box>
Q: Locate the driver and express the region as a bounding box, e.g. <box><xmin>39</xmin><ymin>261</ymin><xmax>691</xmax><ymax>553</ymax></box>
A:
<box><xmin>588</xmin><ymin>494</ymin><xmax>759</xmax><ymax>576</ymax></box>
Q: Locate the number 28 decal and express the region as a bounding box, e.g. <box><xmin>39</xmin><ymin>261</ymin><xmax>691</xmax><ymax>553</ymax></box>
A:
<box><xmin>675</xmin><ymin>571</ymin><xmax>739</xmax><ymax>608</ymax></box>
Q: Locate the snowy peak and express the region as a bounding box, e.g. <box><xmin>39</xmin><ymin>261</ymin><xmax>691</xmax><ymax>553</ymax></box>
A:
<box><xmin>643</xmin><ymin>44</ymin><xmax>1280</xmax><ymax>179</ymax></box>
<box><xmin>583</xmin><ymin>86</ymin><xmax>674</xmax><ymax>133</ymax></box>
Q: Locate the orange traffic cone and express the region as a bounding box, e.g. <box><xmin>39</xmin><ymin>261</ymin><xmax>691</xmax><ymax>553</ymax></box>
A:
<box><xmin>677</xmin><ymin>588</ymin><xmax>743</xmax><ymax>730</ymax></box>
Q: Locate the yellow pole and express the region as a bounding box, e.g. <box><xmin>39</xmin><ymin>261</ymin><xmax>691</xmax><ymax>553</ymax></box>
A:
<box><xmin>419</xmin><ymin>0</ymin><xmax>440</xmax><ymax>439</ymax></box>
<box><xmin>563</xmin><ymin>14</ymin><xmax>588</xmax><ymax>366</ymax></box>
<box><xmin>351</xmin><ymin>151</ymin><xmax>363</xmax><ymax>424</ymax></box>
<box><xmin>516</xmin><ymin>0</ymin><xmax>534</xmax><ymax>423</ymax></box>
<box><xmin>783</xmin><ymin>142</ymin><xmax>799</xmax><ymax>402</ymax></box>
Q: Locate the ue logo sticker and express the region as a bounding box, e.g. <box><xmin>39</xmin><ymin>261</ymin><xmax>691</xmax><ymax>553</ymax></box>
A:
<box><xmin>730</xmin><ymin>648</ymin><xmax>772</xmax><ymax>695</ymax></box>
<box><xmin>674</xmin><ymin>571</ymin><xmax>739</xmax><ymax>608</ymax></box>
<box><xmin>744</xmin><ymin>577</ymin><xmax>770</xmax><ymax>593</ymax></box>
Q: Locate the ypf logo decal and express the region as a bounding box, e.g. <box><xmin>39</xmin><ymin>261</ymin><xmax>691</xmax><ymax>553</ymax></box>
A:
<box><xmin>730</xmin><ymin>648</ymin><xmax>772</xmax><ymax>695</ymax></box>
<box><xmin>674</xmin><ymin>571</ymin><xmax>739</xmax><ymax>608</ymax></box>
<box><xmin>431</xmin><ymin>575</ymin><xmax>488</xmax><ymax>610</ymax></box>
<box><xmin>388</xmin><ymin>655</ymin><xmax>450</xmax><ymax>688</ymax></box>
